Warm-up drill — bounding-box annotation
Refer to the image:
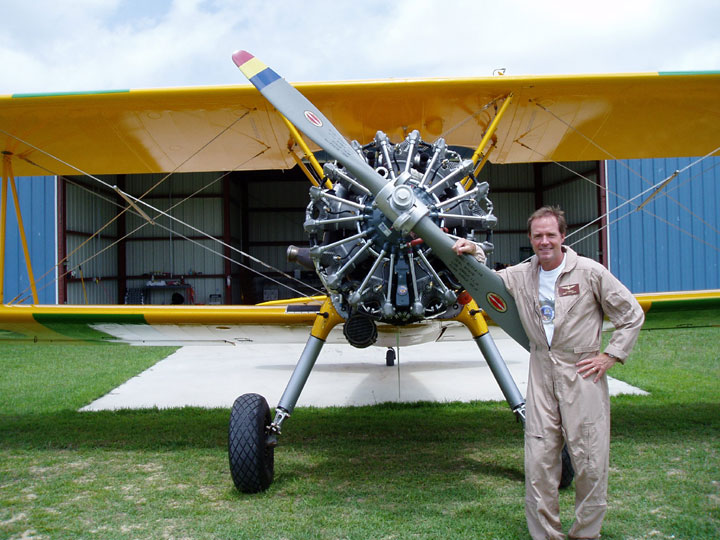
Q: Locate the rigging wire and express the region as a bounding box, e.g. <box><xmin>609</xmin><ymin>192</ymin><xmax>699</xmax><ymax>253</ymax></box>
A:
<box><xmin>1</xmin><ymin>127</ymin><xmax>321</xmax><ymax>303</ymax></box>
<box><xmin>514</xmin><ymin>134</ymin><xmax>720</xmax><ymax>255</ymax></box>
<box><xmin>530</xmin><ymin>101</ymin><xmax>720</xmax><ymax>236</ymax></box>
<box><xmin>438</xmin><ymin>96</ymin><xmax>503</xmax><ymax>141</ymax></box>
<box><xmin>58</xmin><ymin>178</ymin><xmax>321</xmax><ymax>299</ymax></box>
<box><xmin>3</xmin><ymin>95</ymin><xmax>719</xmax><ymax>305</ymax></box>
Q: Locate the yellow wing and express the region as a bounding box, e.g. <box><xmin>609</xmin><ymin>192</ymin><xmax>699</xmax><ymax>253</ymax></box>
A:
<box><xmin>1</xmin><ymin>72</ymin><xmax>718</xmax><ymax>343</ymax></box>
<box><xmin>1</xmin><ymin>290</ymin><xmax>717</xmax><ymax>345</ymax></box>
<box><xmin>0</xmin><ymin>298</ymin><xmax>486</xmax><ymax>347</ymax></box>
<box><xmin>2</xmin><ymin>71</ymin><xmax>719</xmax><ymax>176</ymax></box>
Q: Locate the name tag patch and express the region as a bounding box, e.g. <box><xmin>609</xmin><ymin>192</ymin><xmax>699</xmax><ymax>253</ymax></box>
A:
<box><xmin>558</xmin><ymin>284</ymin><xmax>580</xmax><ymax>297</ymax></box>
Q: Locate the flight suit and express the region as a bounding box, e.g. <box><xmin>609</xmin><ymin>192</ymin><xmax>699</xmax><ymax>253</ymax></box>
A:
<box><xmin>497</xmin><ymin>246</ymin><xmax>644</xmax><ymax>540</ymax></box>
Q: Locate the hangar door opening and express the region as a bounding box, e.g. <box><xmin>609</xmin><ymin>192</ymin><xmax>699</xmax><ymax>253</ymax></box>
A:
<box><xmin>59</xmin><ymin>160</ymin><xmax>604</xmax><ymax>305</ymax></box>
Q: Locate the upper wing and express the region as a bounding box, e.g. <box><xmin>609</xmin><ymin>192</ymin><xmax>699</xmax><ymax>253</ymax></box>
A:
<box><xmin>2</xmin><ymin>72</ymin><xmax>719</xmax><ymax>176</ymax></box>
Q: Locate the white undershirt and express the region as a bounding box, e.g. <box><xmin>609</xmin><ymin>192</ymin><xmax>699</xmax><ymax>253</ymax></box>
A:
<box><xmin>538</xmin><ymin>256</ymin><xmax>566</xmax><ymax>345</ymax></box>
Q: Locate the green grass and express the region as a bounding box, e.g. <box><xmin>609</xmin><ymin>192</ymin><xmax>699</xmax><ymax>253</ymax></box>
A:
<box><xmin>1</xmin><ymin>325</ymin><xmax>718</xmax><ymax>539</ymax></box>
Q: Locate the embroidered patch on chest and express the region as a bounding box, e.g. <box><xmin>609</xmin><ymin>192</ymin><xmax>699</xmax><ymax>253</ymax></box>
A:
<box><xmin>558</xmin><ymin>284</ymin><xmax>580</xmax><ymax>296</ymax></box>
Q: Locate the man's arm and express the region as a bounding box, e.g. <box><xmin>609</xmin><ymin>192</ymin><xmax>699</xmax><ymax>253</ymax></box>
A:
<box><xmin>576</xmin><ymin>268</ymin><xmax>645</xmax><ymax>383</ymax></box>
<box><xmin>452</xmin><ymin>238</ymin><xmax>487</xmax><ymax>264</ymax></box>
<box><xmin>597</xmin><ymin>270</ymin><xmax>645</xmax><ymax>360</ymax></box>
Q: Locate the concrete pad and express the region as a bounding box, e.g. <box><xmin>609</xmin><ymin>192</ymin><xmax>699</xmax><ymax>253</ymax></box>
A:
<box><xmin>81</xmin><ymin>327</ymin><xmax>647</xmax><ymax>411</ymax></box>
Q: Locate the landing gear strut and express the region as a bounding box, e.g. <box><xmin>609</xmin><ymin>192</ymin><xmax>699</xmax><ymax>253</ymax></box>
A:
<box><xmin>228</xmin><ymin>298</ymin><xmax>342</xmax><ymax>492</ymax></box>
<box><xmin>458</xmin><ymin>301</ymin><xmax>575</xmax><ymax>490</ymax></box>
<box><xmin>228</xmin><ymin>299</ymin><xmax>574</xmax><ymax>492</ymax></box>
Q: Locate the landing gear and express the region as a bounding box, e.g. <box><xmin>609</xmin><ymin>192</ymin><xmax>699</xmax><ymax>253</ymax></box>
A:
<box><xmin>228</xmin><ymin>393</ymin><xmax>274</xmax><ymax>493</ymax></box>
<box><xmin>228</xmin><ymin>299</ymin><xmax>343</xmax><ymax>493</ymax></box>
<box><xmin>227</xmin><ymin>299</ymin><xmax>574</xmax><ymax>493</ymax></box>
<box><xmin>385</xmin><ymin>348</ymin><xmax>396</xmax><ymax>367</ymax></box>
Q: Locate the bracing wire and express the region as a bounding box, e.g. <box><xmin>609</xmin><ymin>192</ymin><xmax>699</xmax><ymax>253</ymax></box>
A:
<box><xmin>512</xmin><ymin>107</ymin><xmax>720</xmax><ymax>256</ymax></box>
<box><xmin>530</xmin><ymin>101</ymin><xmax>720</xmax><ymax>237</ymax></box>
<box><xmin>58</xmin><ymin>178</ymin><xmax>320</xmax><ymax>299</ymax></box>
<box><xmin>1</xmin><ymin>127</ymin><xmax>323</xmax><ymax>303</ymax></box>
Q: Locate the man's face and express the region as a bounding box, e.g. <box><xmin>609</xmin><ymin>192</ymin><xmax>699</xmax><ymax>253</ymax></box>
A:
<box><xmin>529</xmin><ymin>215</ymin><xmax>566</xmax><ymax>270</ymax></box>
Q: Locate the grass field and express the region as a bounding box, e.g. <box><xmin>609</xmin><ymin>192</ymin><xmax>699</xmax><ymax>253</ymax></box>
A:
<box><xmin>1</xmin><ymin>322</ymin><xmax>718</xmax><ymax>539</ymax></box>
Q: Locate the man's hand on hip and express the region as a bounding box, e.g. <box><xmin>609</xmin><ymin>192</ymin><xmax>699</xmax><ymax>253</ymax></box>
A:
<box><xmin>577</xmin><ymin>353</ymin><xmax>617</xmax><ymax>383</ymax></box>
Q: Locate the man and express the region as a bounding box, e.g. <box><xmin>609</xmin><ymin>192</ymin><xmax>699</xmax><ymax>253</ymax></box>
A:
<box><xmin>453</xmin><ymin>206</ymin><xmax>644</xmax><ymax>540</ymax></box>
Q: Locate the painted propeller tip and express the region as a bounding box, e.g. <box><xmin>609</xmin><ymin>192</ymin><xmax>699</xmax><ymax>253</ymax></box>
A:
<box><xmin>232</xmin><ymin>51</ymin><xmax>280</xmax><ymax>89</ymax></box>
<box><xmin>232</xmin><ymin>50</ymin><xmax>254</xmax><ymax>67</ymax></box>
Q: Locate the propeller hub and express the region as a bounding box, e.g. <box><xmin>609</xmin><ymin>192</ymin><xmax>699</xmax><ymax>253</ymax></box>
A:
<box><xmin>391</xmin><ymin>184</ymin><xmax>414</xmax><ymax>211</ymax></box>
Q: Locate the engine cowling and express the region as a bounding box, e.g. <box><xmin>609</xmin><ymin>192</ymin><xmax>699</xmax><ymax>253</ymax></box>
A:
<box><xmin>297</xmin><ymin>131</ymin><xmax>497</xmax><ymax>345</ymax></box>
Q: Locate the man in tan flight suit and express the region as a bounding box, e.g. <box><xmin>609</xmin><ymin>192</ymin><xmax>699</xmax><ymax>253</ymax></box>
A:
<box><xmin>453</xmin><ymin>206</ymin><xmax>644</xmax><ymax>539</ymax></box>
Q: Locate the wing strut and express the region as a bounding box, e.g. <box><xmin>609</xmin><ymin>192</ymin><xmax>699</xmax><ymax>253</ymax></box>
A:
<box><xmin>465</xmin><ymin>93</ymin><xmax>513</xmax><ymax>190</ymax></box>
<box><xmin>1</xmin><ymin>154</ymin><xmax>39</xmax><ymax>304</ymax></box>
<box><xmin>280</xmin><ymin>115</ymin><xmax>332</xmax><ymax>189</ymax></box>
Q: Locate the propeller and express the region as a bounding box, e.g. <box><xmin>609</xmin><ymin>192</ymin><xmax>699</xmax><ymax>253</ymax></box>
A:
<box><xmin>233</xmin><ymin>50</ymin><xmax>529</xmax><ymax>350</ymax></box>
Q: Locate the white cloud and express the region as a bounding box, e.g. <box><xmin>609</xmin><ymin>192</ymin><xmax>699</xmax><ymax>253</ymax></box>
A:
<box><xmin>0</xmin><ymin>0</ymin><xmax>718</xmax><ymax>93</ymax></box>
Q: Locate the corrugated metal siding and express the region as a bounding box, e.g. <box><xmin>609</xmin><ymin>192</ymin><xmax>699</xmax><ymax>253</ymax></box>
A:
<box><xmin>478</xmin><ymin>162</ymin><xmax>536</xmax><ymax>190</ymax></box>
<box><xmin>2</xmin><ymin>176</ymin><xmax>57</xmax><ymax>304</ymax></box>
<box><xmin>543</xmin><ymin>163</ymin><xmax>598</xmax><ymax>223</ymax></box>
<box><xmin>123</xmin><ymin>172</ymin><xmax>224</xmax><ymax>197</ymax></box>
<box><xmin>484</xmin><ymin>161</ymin><xmax>603</xmax><ymax>266</ymax></box>
<box><xmin>247</xmin><ymin>179</ymin><xmax>307</xmax><ymax>277</ymax></box>
<box><xmin>116</xmin><ymin>173</ymin><xmax>229</xmax><ymax>304</ymax></box>
<box><xmin>487</xmin><ymin>191</ymin><xmax>534</xmax><ymax>267</ymax></box>
<box><xmin>125</xmin><ymin>238</ymin><xmax>222</xmax><ymax>277</ymax></box>
<box><xmin>125</xmin><ymin>197</ymin><xmax>223</xmax><ymax>238</ymax></box>
<box><xmin>65</xmin><ymin>181</ymin><xmax>119</xmax><ymax>304</ymax></box>
<box><xmin>66</xmin><ymin>182</ymin><xmax>118</xmax><ymax>236</ymax></box>
<box><xmin>607</xmin><ymin>157</ymin><xmax>720</xmax><ymax>292</ymax></box>
<box><xmin>491</xmin><ymin>192</ymin><xmax>535</xmax><ymax>233</ymax></box>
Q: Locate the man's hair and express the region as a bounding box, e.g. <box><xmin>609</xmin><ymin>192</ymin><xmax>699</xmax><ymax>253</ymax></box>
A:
<box><xmin>527</xmin><ymin>205</ymin><xmax>567</xmax><ymax>236</ymax></box>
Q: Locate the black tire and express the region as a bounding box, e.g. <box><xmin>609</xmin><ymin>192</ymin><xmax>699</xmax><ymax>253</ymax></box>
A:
<box><xmin>386</xmin><ymin>348</ymin><xmax>396</xmax><ymax>367</ymax></box>
<box><xmin>559</xmin><ymin>443</ymin><xmax>575</xmax><ymax>489</ymax></box>
<box><xmin>228</xmin><ymin>393</ymin><xmax>274</xmax><ymax>493</ymax></box>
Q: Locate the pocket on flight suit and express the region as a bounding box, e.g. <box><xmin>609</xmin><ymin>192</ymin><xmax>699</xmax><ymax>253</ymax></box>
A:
<box><xmin>581</xmin><ymin>421</ymin><xmax>601</xmax><ymax>478</ymax></box>
<box><xmin>573</xmin><ymin>345</ymin><xmax>599</xmax><ymax>355</ymax></box>
<box><xmin>524</xmin><ymin>428</ymin><xmax>552</xmax><ymax>488</ymax></box>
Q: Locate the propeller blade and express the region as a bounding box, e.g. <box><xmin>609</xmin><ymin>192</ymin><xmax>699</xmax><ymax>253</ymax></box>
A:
<box><xmin>233</xmin><ymin>50</ymin><xmax>530</xmax><ymax>350</ymax></box>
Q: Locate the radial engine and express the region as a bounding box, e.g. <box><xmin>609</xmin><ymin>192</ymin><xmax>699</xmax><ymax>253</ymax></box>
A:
<box><xmin>289</xmin><ymin>130</ymin><xmax>498</xmax><ymax>347</ymax></box>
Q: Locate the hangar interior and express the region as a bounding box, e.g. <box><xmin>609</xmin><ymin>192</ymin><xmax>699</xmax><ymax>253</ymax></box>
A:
<box><xmin>59</xmin><ymin>160</ymin><xmax>605</xmax><ymax>305</ymax></box>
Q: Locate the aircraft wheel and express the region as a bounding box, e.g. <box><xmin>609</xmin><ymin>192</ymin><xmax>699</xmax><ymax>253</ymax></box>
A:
<box><xmin>559</xmin><ymin>443</ymin><xmax>575</xmax><ymax>489</ymax></box>
<box><xmin>228</xmin><ymin>393</ymin><xmax>274</xmax><ymax>493</ymax></box>
<box><xmin>386</xmin><ymin>348</ymin><xmax>396</xmax><ymax>367</ymax></box>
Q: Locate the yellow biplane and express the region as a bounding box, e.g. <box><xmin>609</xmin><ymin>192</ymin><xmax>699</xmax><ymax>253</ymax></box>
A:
<box><xmin>1</xmin><ymin>51</ymin><xmax>719</xmax><ymax>492</ymax></box>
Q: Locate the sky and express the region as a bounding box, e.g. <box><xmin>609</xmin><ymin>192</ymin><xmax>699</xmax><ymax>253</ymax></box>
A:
<box><xmin>1</xmin><ymin>0</ymin><xmax>719</xmax><ymax>94</ymax></box>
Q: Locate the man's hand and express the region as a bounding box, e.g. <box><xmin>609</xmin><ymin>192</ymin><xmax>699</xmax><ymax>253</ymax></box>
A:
<box><xmin>452</xmin><ymin>239</ymin><xmax>486</xmax><ymax>263</ymax></box>
<box><xmin>576</xmin><ymin>353</ymin><xmax>617</xmax><ymax>383</ymax></box>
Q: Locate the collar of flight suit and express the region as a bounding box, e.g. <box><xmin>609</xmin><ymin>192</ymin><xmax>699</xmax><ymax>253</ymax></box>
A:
<box><xmin>529</xmin><ymin>245</ymin><xmax>578</xmax><ymax>283</ymax></box>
